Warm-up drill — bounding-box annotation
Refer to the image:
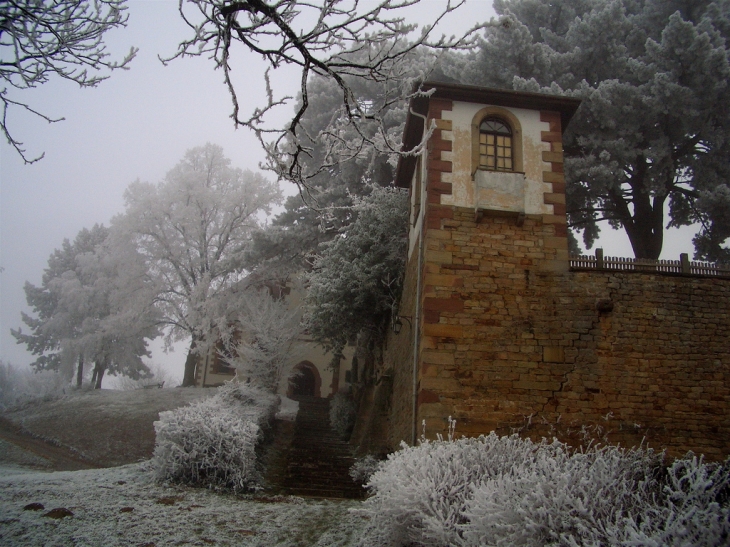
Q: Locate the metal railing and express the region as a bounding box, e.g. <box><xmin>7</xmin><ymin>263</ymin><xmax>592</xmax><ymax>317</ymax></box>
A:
<box><xmin>570</xmin><ymin>249</ymin><xmax>730</xmax><ymax>278</ymax></box>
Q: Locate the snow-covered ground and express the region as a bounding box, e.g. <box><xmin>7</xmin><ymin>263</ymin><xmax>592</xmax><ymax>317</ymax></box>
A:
<box><xmin>0</xmin><ymin>463</ymin><xmax>367</xmax><ymax>546</ymax></box>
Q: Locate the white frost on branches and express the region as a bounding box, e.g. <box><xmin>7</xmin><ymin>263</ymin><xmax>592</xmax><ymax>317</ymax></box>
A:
<box><xmin>0</xmin><ymin>0</ymin><xmax>137</xmax><ymax>162</ymax></box>
<box><xmin>357</xmin><ymin>433</ymin><xmax>730</xmax><ymax>547</ymax></box>
<box><xmin>219</xmin><ymin>286</ymin><xmax>303</xmax><ymax>394</ymax></box>
<box><xmin>165</xmin><ymin>0</ymin><xmax>487</xmax><ymax>186</ymax></box>
<box><xmin>112</xmin><ymin>143</ymin><xmax>281</xmax><ymax>386</ymax></box>
<box><xmin>152</xmin><ymin>381</ymin><xmax>278</xmax><ymax>493</ymax></box>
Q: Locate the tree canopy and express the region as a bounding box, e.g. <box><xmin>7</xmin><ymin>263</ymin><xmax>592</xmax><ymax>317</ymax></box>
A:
<box><xmin>449</xmin><ymin>0</ymin><xmax>730</xmax><ymax>260</ymax></box>
<box><xmin>113</xmin><ymin>143</ymin><xmax>281</xmax><ymax>386</ymax></box>
<box><xmin>304</xmin><ymin>186</ymin><xmax>409</xmax><ymax>351</ymax></box>
<box><xmin>11</xmin><ymin>224</ymin><xmax>157</xmax><ymax>388</ymax></box>
<box><xmin>0</xmin><ymin>0</ymin><xmax>137</xmax><ymax>163</ymax></box>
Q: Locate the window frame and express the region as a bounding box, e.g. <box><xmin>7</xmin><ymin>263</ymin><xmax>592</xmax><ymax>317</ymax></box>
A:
<box><xmin>471</xmin><ymin>106</ymin><xmax>524</xmax><ymax>176</ymax></box>
<box><xmin>479</xmin><ymin>117</ymin><xmax>514</xmax><ymax>171</ymax></box>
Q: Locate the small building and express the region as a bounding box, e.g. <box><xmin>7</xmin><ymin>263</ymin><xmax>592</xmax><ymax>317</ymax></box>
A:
<box><xmin>363</xmin><ymin>82</ymin><xmax>730</xmax><ymax>460</ymax></box>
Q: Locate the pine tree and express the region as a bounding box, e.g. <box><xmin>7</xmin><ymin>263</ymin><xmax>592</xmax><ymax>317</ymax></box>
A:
<box><xmin>450</xmin><ymin>0</ymin><xmax>730</xmax><ymax>260</ymax></box>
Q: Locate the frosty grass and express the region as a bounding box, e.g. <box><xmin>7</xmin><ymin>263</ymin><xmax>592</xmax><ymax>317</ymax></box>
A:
<box><xmin>0</xmin><ymin>463</ymin><xmax>366</xmax><ymax>546</ymax></box>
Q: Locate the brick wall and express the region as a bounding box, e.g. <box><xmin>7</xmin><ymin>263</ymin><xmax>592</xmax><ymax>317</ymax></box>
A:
<box><xmin>400</xmin><ymin>206</ymin><xmax>730</xmax><ymax>460</ymax></box>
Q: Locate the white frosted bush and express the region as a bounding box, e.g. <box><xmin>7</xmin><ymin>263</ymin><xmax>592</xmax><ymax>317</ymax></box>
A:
<box><xmin>461</xmin><ymin>443</ymin><xmax>661</xmax><ymax>547</ymax></box>
<box><xmin>357</xmin><ymin>433</ymin><xmax>730</xmax><ymax>547</ymax></box>
<box><xmin>152</xmin><ymin>382</ymin><xmax>278</xmax><ymax>493</ymax></box>
<box><xmin>350</xmin><ymin>455</ymin><xmax>382</xmax><ymax>484</ymax></box>
<box><xmin>358</xmin><ymin>433</ymin><xmax>544</xmax><ymax>546</ymax></box>
<box><xmin>611</xmin><ymin>456</ymin><xmax>730</xmax><ymax>547</ymax></box>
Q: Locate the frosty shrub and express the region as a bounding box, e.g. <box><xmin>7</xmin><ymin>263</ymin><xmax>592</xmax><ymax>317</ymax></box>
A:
<box><xmin>357</xmin><ymin>433</ymin><xmax>730</xmax><ymax>547</ymax></box>
<box><xmin>609</xmin><ymin>455</ymin><xmax>730</xmax><ymax>547</ymax></box>
<box><xmin>329</xmin><ymin>390</ymin><xmax>357</xmax><ymax>440</ymax></box>
<box><xmin>349</xmin><ymin>455</ymin><xmax>382</xmax><ymax>484</ymax></box>
<box><xmin>152</xmin><ymin>382</ymin><xmax>278</xmax><ymax>493</ymax></box>
<box><xmin>0</xmin><ymin>361</ymin><xmax>69</xmax><ymax>410</ymax></box>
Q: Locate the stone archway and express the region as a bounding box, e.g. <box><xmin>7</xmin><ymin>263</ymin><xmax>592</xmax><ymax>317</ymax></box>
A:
<box><xmin>287</xmin><ymin>361</ymin><xmax>322</xmax><ymax>399</ymax></box>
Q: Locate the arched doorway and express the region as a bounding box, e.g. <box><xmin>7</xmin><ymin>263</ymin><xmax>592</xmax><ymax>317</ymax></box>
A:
<box><xmin>287</xmin><ymin>361</ymin><xmax>322</xmax><ymax>399</ymax></box>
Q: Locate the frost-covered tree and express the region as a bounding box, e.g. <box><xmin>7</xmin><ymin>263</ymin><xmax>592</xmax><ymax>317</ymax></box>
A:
<box><xmin>11</xmin><ymin>224</ymin><xmax>158</xmax><ymax>388</ymax></box>
<box><xmin>219</xmin><ymin>286</ymin><xmax>302</xmax><ymax>393</ymax></box>
<box><xmin>247</xmin><ymin>48</ymin><xmax>452</xmax><ymax>275</ymax></box>
<box><xmin>0</xmin><ymin>359</ymin><xmax>69</xmax><ymax>410</ymax></box>
<box><xmin>166</xmin><ymin>0</ymin><xmax>485</xmax><ymax>186</ymax></box>
<box><xmin>0</xmin><ymin>0</ymin><xmax>137</xmax><ymax>163</ymax></box>
<box><xmin>113</xmin><ymin>144</ymin><xmax>282</xmax><ymax>387</ymax></box>
<box><xmin>305</xmin><ymin>186</ymin><xmax>409</xmax><ymax>351</ymax></box>
<box><xmin>451</xmin><ymin>0</ymin><xmax>730</xmax><ymax>260</ymax></box>
<box><xmin>61</xmin><ymin>234</ymin><xmax>159</xmax><ymax>388</ymax></box>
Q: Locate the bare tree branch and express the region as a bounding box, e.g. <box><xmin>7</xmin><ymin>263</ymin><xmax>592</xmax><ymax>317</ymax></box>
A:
<box><xmin>0</xmin><ymin>0</ymin><xmax>137</xmax><ymax>163</ymax></box>
<box><xmin>164</xmin><ymin>0</ymin><xmax>488</xmax><ymax>187</ymax></box>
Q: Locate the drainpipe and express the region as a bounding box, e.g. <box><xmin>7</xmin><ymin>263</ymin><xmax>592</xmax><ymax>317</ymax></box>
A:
<box><xmin>411</xmin><ymin>212</ymin><xmax>425</xmax><ymax>445</ymax></box>
<box><xmin>409</xmin><ymin>108</ymin><xmax>429</xmax><ymax>445</ymax></box>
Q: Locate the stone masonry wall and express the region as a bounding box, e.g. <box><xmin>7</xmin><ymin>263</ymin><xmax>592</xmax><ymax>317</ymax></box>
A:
<box><xmin>382</xmin><ymin>230</ymin><xmax>420</xmax><ymax>450</ymax></box>
<box><xmin>413</xmin><ymin>206</ymin><xmax>730</xmax><ymax>460</ymax></box>
<box><xmin>381</xmin><ymin>93</ymin><xmax>729</xmax><ymax>460</ymax></box>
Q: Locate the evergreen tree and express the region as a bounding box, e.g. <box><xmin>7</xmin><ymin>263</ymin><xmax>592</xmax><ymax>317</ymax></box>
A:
<box><xmin>304</xmin><ymin>186</ymin><xmax>409</xmax><ymax>351</ymax></box>
<box><xmin>12</xmin><ymin>225</ymin><xmax>157</xmax><ymax>388</ymax></box>
<box><xmin>448</xmin><ymin>0</ymin><xmax>730</xmax><ymax>260</ymax></box>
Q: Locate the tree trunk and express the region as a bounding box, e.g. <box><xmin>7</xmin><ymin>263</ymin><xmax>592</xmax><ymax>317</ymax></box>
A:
<box><xmin>76</xmin><ymin>355</ymin><xmax>84</xmax><ymax>388</ymax></box>
<box><xmin>624</xmin><ymin>205</ymin><xmax>664</xmax><ymax>260</ymax></box>
<box><xmin>181</xmin><ymin>337</ymin><xmax>200</xmax><ymax>387</ymax></box>
<box><xmin>93</xmin><ymin>360</ymin><xmax>107</xmax><ymax>389</ymax></box>
<box><xmin>611</xmin><ymin>161</ymin><xmax>667</xmax><ymax>260</ymax></box>
<box><xmin>90</xmin><ymin>366</ymin><xmax>97</xmax><ymax>388</ymax></box>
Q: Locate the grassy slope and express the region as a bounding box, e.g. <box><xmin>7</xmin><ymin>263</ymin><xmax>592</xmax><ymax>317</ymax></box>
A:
<box><xmin>1</xmin><ymin>388</ymin><xmax>217</xmax><ymax>468</ymax></box>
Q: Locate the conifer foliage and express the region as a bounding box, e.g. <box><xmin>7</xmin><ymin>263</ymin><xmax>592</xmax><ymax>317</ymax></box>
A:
<box><xmin>11</xmin><ymin>224</ymin><xmax>158</xmax><ymax>388</ymax></box>
<box><xmin>304</xmin><ymin>186</ymin><xmax>409</xmax><ymax>351</ymax></box>
<box><xmin>452</xmin><ymin>0</ymin><xmax>730</xmax><ymax>260</ymax></box>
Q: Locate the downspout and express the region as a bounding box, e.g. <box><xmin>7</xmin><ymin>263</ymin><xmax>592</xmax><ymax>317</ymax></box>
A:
<box><xmin>410</xmin><ymin>107</ymin><xmax>429</xmax><ymax>446</ymax></box>
<box><xmin>411</xmin><ymin>210</ymin><xmax>425</xmax><ymax>445</ymax></box>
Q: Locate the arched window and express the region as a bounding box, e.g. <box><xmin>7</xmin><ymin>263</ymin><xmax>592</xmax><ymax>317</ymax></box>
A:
<box><xmin>479</xmin><ymin>117</ymin><xmax>513</xmax><ymax>171</ymax></box>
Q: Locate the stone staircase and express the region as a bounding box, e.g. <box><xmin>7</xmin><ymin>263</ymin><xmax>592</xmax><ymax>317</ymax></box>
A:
<box><xmin>263</xmin><ymin>396</ymin><xmax>364</xmax><ymax>499</ymax></box>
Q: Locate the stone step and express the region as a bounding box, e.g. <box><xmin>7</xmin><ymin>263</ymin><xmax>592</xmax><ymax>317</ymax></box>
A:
<box><xmin>274</xmin><ymin>396</ymin><xmax>363</xmax><ymax>499</ymax></box>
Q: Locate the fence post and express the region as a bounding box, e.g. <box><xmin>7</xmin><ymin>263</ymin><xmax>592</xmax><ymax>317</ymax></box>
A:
<box><xmin>596</xmin><ymin>248</ymin><xmax>604</xmax><ymax>270</ymax></box>
<box><xmin>680</xmin><ymin>253</ymin><xmax>690</xmax><ymax>274</ymax></box>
